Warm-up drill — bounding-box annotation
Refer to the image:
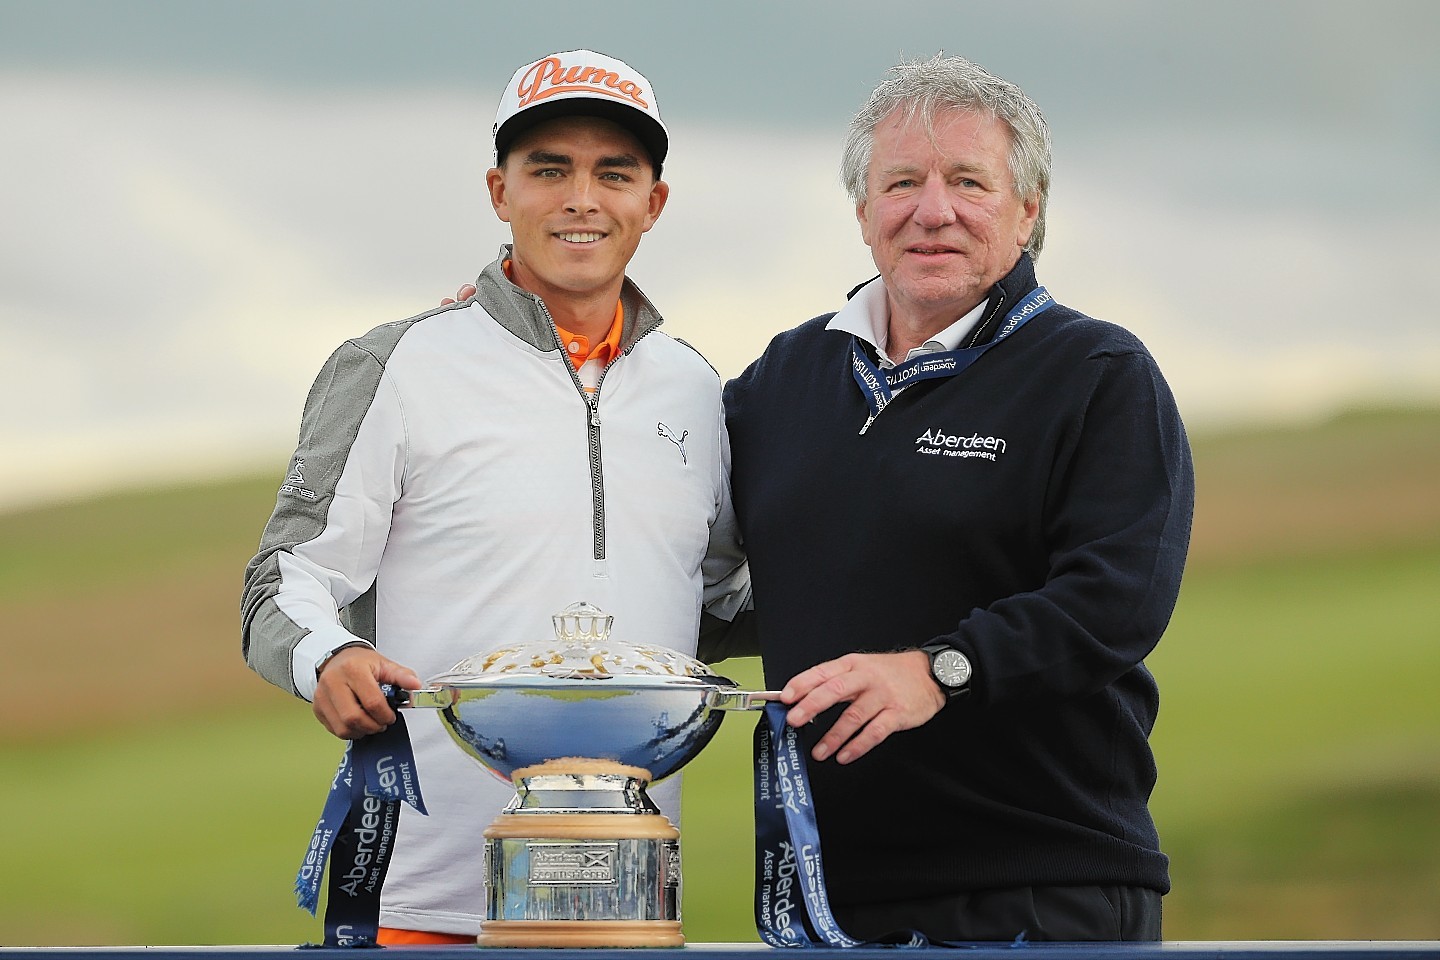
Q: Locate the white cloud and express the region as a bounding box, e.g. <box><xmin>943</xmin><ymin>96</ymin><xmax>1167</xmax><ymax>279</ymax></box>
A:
<box><xmin>1043</xmin><ymin>129</ymin><xmax>1440</xmax><ymax>426</ymax></box>
<box><xmin>3</xmin><ymin>72</ymin><xmax>1437</xmax><ymax>511</ymax></box>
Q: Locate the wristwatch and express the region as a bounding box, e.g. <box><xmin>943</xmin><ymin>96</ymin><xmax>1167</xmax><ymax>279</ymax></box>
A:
<box><xmin>920</xmin><ymin>643</ymin><xmax>972</xmax><ymax>698</ymax></box>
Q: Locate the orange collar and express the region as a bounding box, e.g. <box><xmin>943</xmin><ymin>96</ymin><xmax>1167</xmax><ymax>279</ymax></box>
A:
<box><xmin>555</xmin><ymin>300</ymin><xmax>624</xmax><ymax>371</ymax></box>
<box><xmin>504</xmin><ymin>259</ymin><xmax>624</xmax><ymax>370</ymax></box>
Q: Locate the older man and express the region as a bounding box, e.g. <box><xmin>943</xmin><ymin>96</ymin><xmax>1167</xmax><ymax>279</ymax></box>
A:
<box><xmin>242</xmin><ymin>49</ymin><xmax>747</xmax><ymax>944</ymax></box>
<box><xmin>722</xmin><ymin>54</ymin><xmax>1194</xmax><ymax>942</ymax></box>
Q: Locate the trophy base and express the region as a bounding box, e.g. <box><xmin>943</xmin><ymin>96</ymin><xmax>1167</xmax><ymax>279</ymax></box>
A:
<box><xmin>477</xmin><ymin>919</ymin><xmax>684</xmax><ymax>948</ymax></box>
<box><xmin>482</xmin><ymin>763</ymin><xmax>684</xmax><ymax>947</ymax></box>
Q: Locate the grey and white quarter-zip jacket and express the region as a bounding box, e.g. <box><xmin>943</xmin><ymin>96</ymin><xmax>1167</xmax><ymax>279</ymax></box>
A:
<box><xmin>241</xmin><ymin>246</ymin><xmax>749</xmax><ymax>935</ymax></box>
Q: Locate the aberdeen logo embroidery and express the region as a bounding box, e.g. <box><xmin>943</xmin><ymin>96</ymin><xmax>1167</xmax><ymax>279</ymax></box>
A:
<box><xmin>657</xmin><ymin>422</ymin><xmax>688</xmax><ymax>464</ymax></box>
<box><xmin>280</xmin><ymin>457</ymin><xmax>319</xmax><ymax>500</ymax></box>
<box><xmin>914</xmin><ymin>428</ymin><xmax>1008</xmax><ymax>461</ymax></box>
<box><xmin>516</xmin><ymin>55</ymin><xmax>650</xmax><ymax>109</ymax></box>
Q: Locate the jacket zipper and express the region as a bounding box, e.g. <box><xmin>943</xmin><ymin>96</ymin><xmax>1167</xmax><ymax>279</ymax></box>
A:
<box><xmin>963</xmin><ymin>288</ymin><xmax>1008</xmax><ymax>349</ymax></box>
<box><xmin>536</xmin><ymin>300</ymin><xmax>657</xmax><ymax>563</ymax></box>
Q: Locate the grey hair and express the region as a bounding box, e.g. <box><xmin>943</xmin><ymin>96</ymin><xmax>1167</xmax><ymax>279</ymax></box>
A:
<box><xmin>840</xmin><ymin>54</ymin><xmax>1052</xmax><ymax>259</ymax></box>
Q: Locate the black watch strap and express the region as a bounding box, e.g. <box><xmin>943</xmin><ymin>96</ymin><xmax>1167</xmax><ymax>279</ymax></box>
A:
<box><xmin>920</xmin><ymin>642</ymin><xmax>973</xmax><ymax>698</ymax></box>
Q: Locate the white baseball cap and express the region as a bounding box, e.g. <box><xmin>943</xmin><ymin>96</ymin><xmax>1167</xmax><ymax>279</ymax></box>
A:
<box><xmin>493</xmin><ymin>49</ymin><xmax>668</xmax><ymax>175</ymax></box>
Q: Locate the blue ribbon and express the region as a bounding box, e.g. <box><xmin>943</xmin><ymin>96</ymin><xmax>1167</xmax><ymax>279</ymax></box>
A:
<box><xmin>295</xmin><ymin>694</ymin><xmax>427</xmax><ymax>947</ymax></box>
<box><xmin>851</xmin><ymin>286</ymin><xmax>1055</xmax><ymax>434</ymax></box>
<box><xmin>754</xmin><ymin>702</ymin><xmax>865</xmax><ymax>948</ymax></box>
<box><xmin>758</xmin><ymin>703</ymin><xmax>985</xmax><ymax>949</ymax></box>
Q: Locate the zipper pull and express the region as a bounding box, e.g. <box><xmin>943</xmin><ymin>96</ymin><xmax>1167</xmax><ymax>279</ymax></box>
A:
<box><xmin>589</xmin><ymin>403</ymin><xmax>601</xmax><ymax>428</ymax></box>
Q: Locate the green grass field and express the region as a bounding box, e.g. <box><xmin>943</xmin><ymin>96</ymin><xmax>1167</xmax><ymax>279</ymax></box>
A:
<box><xmin>2</xmin><ymin>408</ymin><xmax>1437</xmax><ymax>944</ymax></box>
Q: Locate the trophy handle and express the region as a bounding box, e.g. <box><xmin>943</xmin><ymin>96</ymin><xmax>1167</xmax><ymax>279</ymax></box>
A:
<box><xmin>706</xmin><ymin>689</ymin><xmax>784</xmax><ymax>711</ymax></box>
<box><xmin>386</xmin><ymin>686</ymin><xmax>455</xmax><ymax>710</ymax></box>
<box><xmin>393</xmin><ymin>685</ymin><xmax>776</xmax><ymax>713</ymax></box>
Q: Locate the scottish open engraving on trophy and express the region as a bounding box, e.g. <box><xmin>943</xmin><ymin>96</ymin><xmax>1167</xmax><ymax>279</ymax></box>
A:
<box><xmin>528</xmin><ymin>842</ymin><xmax>619</xmax><ymax>885</ymax></box>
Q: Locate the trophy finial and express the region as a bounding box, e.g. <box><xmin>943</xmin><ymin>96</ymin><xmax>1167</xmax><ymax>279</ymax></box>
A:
<box><xmin>552</xmin><ymin>601</ymin><xmax>614</xmax><ymax>646</ymax></box>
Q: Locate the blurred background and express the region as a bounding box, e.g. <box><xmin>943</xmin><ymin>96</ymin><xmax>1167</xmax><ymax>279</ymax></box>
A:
<box><xmin>1</xmin><ymin>0</ymin><xmax>1437</xmax><ymax>946</ymax></box>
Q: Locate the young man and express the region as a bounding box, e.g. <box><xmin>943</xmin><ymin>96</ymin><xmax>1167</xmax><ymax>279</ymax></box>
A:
<box><xmin>241</xmin><ymin>49</ymin><xmax>747</xmax><ymax>944</ymax></box>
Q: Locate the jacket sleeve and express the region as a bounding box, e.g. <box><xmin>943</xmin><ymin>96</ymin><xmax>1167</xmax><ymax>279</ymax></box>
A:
<box><xmin>240</xmin><ymin>339</ymin><xmax>406</xmax><ymax>700</ymax></box>
<box><xmin>697</xmin><ymin>402</ymin><xmax>758</xmax><ymax>662</ymax></box>
<box><xmin>945</xmin><ymin>347</ymin><xmax>1195</xmax><ymax>705</ymax></box>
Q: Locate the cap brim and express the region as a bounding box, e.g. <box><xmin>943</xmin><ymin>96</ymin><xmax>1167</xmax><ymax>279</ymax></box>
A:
<box><xmin>495</xmin><ymin>98</ymin><xmax>668</xmax><ymax>173</ymax></box>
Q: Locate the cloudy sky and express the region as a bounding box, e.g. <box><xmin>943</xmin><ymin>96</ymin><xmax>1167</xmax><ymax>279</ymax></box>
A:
<box><xmin>3</xmin><ymin>0</ymin><xmax>1437</xmax><ymax>509</ymax></box>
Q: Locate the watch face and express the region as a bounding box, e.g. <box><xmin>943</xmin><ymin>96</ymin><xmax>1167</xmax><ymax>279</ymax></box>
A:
<box><xmin>932</xmin><ymin>649</ymin><xmax>972</xmax><ymax>689</ymax></box>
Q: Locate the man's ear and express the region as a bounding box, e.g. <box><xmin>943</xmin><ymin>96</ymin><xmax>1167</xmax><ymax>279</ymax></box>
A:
<box><xmin>856</xmin><ymin>198</ymin><xmax>875</xmax><ymax>249</ymax></box>
<box><xmin>486</xmin><ymin>167</ymin><xmax>511</xmax><ymax>223</ymax></box>
<box><xmin>1016</xmin><ymin>194</ymin><xmax>1040</xmax><ymax>248</ymax></box>
<box><xmin>642</xmin><ymin>178</ymin><xmax>670</xmax><ymax>233</ymax></box>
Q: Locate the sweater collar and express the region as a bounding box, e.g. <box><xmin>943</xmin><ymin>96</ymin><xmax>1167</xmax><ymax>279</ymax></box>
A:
<box><xmin>966</xmin><ymin>252</ymin><xmax>1040</xmax><ymax>349</ymax></box>
<box><xmin>472</xmin><ymin>244</ymin><xmax>665</xmax><ymax>354</ymax></box>
<box><xmin>826</xmin><ymin>277</ymin><xmax>986</xmax><ymax>363</ymax></box>
<box><xmin>831</xmin><ymin>252</ymin><xmax>1041</xmax><ymax>352</ymax></box>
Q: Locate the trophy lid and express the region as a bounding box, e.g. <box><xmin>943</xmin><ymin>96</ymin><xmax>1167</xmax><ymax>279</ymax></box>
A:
<box><xmin>429</xmin><ymin>601</ymin><xmax>718</xmax><ymax>684</ymax></box>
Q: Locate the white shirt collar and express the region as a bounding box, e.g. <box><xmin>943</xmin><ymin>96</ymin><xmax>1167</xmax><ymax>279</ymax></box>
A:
<box><xmin>825</xmin><ymin>276</ymin><xmax>988</xmax><ymax>367</ymax></box>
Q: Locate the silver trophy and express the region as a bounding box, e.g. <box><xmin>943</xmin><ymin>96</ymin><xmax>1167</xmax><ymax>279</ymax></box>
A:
<box><xmin>401</xmin><ymin>602</ymin><xmax>774</xmax><ymax>947</ymax></box>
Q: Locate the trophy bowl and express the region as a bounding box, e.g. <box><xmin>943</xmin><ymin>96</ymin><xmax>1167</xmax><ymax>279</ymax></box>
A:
<box><xmin>408</xmin><ymin>660</ymin><xmax>766</xmax><ymax>786</ymax></box>
<box><xmin>399</xmin><ymin>602</ymin><xmax>773</xmax><ymax>947</ymax></box>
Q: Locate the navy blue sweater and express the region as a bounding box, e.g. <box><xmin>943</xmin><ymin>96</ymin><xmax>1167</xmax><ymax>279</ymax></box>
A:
<box><xmin>724</xmin><ymin>254</ymin><xmax>1194</xmax><ymax>904</ymax></box>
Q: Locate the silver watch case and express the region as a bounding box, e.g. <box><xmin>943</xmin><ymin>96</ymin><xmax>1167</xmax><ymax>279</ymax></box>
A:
<box><xmin>921</xmin><ymin>643</ymin><xmax>972</xmax><ymax>695</ymax></box>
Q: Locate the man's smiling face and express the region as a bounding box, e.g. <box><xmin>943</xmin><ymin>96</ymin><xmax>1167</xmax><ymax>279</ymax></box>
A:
<box><xmin>487</xmin><ymin>115</ymin><xmax>667</xmax><ymax>310</ymax></box>
<box><xmin>857</xmin><ymin>107</ymin><xmax>1038</xmax><ymax>332</ymax></box>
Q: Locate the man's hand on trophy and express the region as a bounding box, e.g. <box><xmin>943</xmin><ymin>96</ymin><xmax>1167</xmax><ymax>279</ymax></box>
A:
<box><xmin>313</xmin><ymin>645</ymin><xmax>423</xmax><ymax>740</ymax></box>
<box><xmin>779</xmin><ymin>650</ymin><xmax>945</xmax><ymax>765</ymax></box>
<box><xmin>441</xmin><ymin>283</ymin><xmax>478</xmax><ymax>306</ymax></box>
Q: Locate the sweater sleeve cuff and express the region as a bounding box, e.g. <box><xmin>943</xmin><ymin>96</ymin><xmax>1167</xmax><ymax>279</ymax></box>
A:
<box><xmin>292</xmin><ymin>625</ymin><xmax>374</xmax><ymax>701</ymax></box>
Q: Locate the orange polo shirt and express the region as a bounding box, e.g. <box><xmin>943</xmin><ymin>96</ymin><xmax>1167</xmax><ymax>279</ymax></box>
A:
<box><xmin>378</xmin><ymin>928</ymin><xmax>474</xmax><ymax>946</ymax></box>
<box><xmin>503</xmin><ymin>259</ymin><xmax>623</xmax><ymax>371</ymax></box>
<box><xmin>555</xmin><ymin>300</ymin><xmax>624</xmax><ymax>372</ymax></box>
